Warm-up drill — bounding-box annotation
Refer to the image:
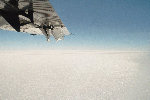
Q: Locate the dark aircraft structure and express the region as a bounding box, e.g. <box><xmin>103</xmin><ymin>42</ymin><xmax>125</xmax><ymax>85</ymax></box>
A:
<box><xmin>0</xmin><ymin>0</ymin><xmax>70</xmax><ymax>41</ymax></box>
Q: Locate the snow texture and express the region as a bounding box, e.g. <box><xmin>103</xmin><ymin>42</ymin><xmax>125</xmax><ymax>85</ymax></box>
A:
<box><xmin>0</xmin><ymin>50</ymin><xmax>150</xmax><ymax>100</ymax></box>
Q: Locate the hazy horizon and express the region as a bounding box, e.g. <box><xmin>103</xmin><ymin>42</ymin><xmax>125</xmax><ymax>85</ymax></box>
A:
<box><xmin>0</xmin><ymin>0</ymin><xmax>150</xmax><ymax>99</ymax></box>
<box><xmin>0</xmin><ymin>0</ymin><xmax>150</xmax><ymax>50</ymax></box>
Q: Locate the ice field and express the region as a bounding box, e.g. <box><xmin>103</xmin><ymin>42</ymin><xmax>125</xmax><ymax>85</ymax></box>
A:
<box><xmin>0</xmin><ymin>50</ymin><xmax>150</xmax><ymax>100</ymax></box>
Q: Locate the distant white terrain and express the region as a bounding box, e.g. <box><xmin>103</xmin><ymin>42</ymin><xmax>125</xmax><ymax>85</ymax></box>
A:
<box><xmin>0</xmin><ymin>50</ymin><xmax>150</xmax><ymax>100</ymax></box>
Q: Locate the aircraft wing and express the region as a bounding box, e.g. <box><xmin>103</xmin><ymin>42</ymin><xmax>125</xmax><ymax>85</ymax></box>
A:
<box><xmin>0</xmin><ymin>0</ymin><xmax>70</xmax><ymax>41</ymax></box>
<box><xmin>0</xmin><ymin>15</ymin><xmax>42</xmax><ymax>34</ymax></box>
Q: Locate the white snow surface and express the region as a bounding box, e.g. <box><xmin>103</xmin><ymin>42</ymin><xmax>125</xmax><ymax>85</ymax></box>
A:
<box><xmin>0</xmin><ymin>50</ymin><xmax>150</xmax><ymax>100</ymax></box>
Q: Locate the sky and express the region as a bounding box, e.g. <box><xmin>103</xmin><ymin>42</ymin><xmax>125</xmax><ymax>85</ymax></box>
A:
<box><xmin>0</xmin><ymin>0</ymin><xmax>150</xmax><ymax>51</ymax></box>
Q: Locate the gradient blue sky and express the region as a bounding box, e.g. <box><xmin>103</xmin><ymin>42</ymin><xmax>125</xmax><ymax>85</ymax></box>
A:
<box><xmin>0</xmin><ymin>0</ymin><xmax>150</xmax><ymax>50</ymax></box>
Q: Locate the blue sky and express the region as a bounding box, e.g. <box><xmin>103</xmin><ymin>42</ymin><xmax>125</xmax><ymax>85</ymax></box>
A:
<box><xmin>0</xmin><ymin>0</ymin><xmax>150</xmax><ymax>50</ymax></box>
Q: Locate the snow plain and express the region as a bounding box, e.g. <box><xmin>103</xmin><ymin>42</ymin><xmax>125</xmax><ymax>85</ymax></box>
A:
<box><xmin>0</xmin><ymin>50</ymin><xmax>150</xmax><ymax>100</ymax></box>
